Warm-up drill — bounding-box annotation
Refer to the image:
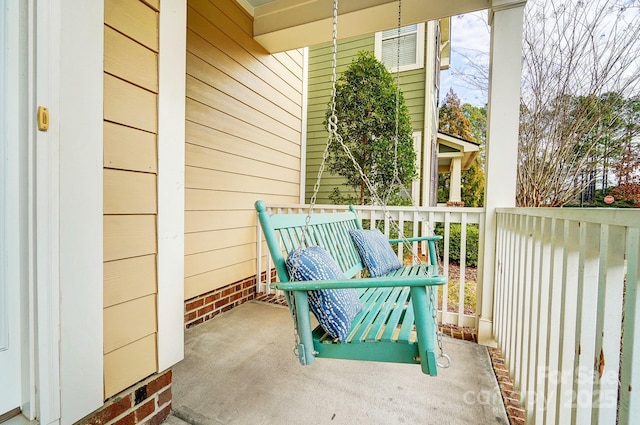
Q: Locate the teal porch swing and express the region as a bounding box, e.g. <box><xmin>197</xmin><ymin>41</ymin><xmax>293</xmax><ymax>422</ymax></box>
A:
<box><xmin>255</xmin><ymin>0</ymin><xmax>449</xmax><ymax>376</ymax></box>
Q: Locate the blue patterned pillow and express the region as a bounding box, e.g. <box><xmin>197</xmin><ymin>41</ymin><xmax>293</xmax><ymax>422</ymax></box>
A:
<box><xmin>286</xmin><ymin>246</ymin><xmax>362</xmax><ymax>342</ymax></box>
<box><xmin>349</xmin><ymin>229</ymin><xmax>402</xmax><ymax>277</ymax></box>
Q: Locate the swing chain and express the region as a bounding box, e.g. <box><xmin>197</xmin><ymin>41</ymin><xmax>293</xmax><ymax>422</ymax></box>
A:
<box><xmin>430</xmin><ymin>284</ymin><xmax>450</xmax><ymax>368</ymax></box>
<box><xmin>286</xmin><ymin>0</ymin><xmax>341</xmax><ymax>360</ymax></box>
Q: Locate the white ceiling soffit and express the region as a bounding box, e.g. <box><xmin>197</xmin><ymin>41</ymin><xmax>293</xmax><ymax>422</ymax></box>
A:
<box><xmin>250</xmin><ymin>0</ymin><xmax>490</xmax><ymax>53</ymax></box>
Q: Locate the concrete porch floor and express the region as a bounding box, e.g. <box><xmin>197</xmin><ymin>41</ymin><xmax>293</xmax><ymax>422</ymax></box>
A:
<box><xmin>168</xmin><ymin>301</ymin><xmax>509</xmax><ymax>425</ymax></box>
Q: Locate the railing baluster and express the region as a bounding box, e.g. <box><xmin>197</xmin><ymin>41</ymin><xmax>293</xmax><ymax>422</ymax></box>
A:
<box><xmin>442</xmin><ymin>213</ymin><xmax>451</xmax><ymax>325</ymax></box>
<box><xmin>458</xmin><ymin>213</ymin><xmax>467</xmax><ymax>327</ymax></box>
<box><xmin>544</xmin><ymin>217</ymin><xmax>565</xmax><ymax>425</ymax></box>
<box><xmin>593</xmin><ymin>224</ymin><xmax>624</xmax><ymax>423</ymax></box>
<box><xmin>572</xmin><ymin>222</ymin><xmax>600</xmax><ymax>424</ymax></box>
<box><xmin>619</xmin><ymin>227</ymin><xmax>640</xmax><ymax>425</ymax></box>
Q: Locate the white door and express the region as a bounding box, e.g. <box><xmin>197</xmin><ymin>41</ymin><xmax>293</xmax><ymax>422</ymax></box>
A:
<box><xmin>0</xmin><ymin>1</ymin><xmax>26</xmax><ymax>417</ymax></box>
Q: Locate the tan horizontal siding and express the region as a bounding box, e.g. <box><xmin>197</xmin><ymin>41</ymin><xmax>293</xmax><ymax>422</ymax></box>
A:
<box><xmin>185</xmin><ymin>227</ymin><xmax>256</xmax><ymax>256</ymax></box>
<box><xmin>187</xmin><ymin>52</ymin><xmax>300</xmax><ymax>132</ymax></box>
<box><xmin>104</xmin><ymin>334</ymin><xmax>157</xmax><ymax>398</ymax></box>
<box><xmin>186</xmin><ymin>99</ymin><xmax>299</xmax><ymax>159</ymax></box>
<box><xmin>185</xmin><ymin>144</ymin><xmax>299</xmax><ymax>185</ymax></box>
<box><xmin>185</xmin><ymin>166</ymin><xmax>298</xmax><ymax>195</ymax></box>
<box><xmin>184</xmin><ymin>260</ymin><xmax>254</xmax><ymax>299</ymax></box>
<box><xmin>104</xmin><ymin>254</ymin><xmax>156</xmax><ymax>308</ymax></box>
<box><xmin>103</xmin><ymin>0</ymin><xmax>159</xmax><ymax>399</ymax></box>
<box><xmin>104</xmin><ymin>214</ymin><xmax>157</xmax><ymax>263</ymax></box>
<box><xmin>104</xmin><ymin>169</ymin><xmax>157</xmax><ymax>215</ymax></box>
<box><xmin>186</xmin><ymin>75</ymin><xmax>300</xmax><ymax>143</ymax></box>
<box><xmin>105</xmin><ymin>0</ymin><xmax>158</xmax><ymax>52</ymax></box>
<box><xmin>141</xmin><ymin>0</ymin><xmax>160</xmax><ymax>11</ymax></box>
<box><xmin>185</xmin><ymin>244</ymin><xmax>256</xmax><ymax>278</ymax></box>
<box><xmin>186</xmin><ymin>120</ymin><xmax>299</xmax><ymax>169</ymax></box>
<box><xmin>104</xmin><ymin>25</ymin><xmax>158</xmax><ymax>92</ymax></box>
<box><xmin>104</xmin><ymin>294</ymin><xmax>157</xmax><ymax>354</ymax></box>
<box><xmin>185</xmin><ymin>189</ymin><xmax>295</xmax><ymax>212</ymax></box>
<box><xmin>184</xmin><ymin>210</ymin><xmax>256</xmax><ymax>234</ymax></box>
<box><xmin>184</xmin><ymin>0</ymin><xmax>303</xmax><ymax>298</ymax></box>
<box><xmin>104</xmin><ymin>73</ymin><xmax>157</xmax><ymax>133</ymax></box>
<box><xmin>104</xmin><ymin>122</ymin><xmax>157</xmax><ymax>173</ymax></box>
<box><xmin>186</xmin><ymin>31</ymin><xmax>301</xmax><ymax>118</ymax></box>
<box><xmin>188</xmin><ymin>2</ymin><xmax>301</xmax><ymax>103</ymax></box>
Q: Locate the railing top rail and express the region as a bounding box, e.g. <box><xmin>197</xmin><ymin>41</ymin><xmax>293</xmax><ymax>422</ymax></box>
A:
<box><xmin>496</xmin><ymin>207</ymin><xmax>640</xmax><ymax>228</ymax></box>
<box><xmin>266</xmin><ymin>203</ymin><xmax>485</xmax><ymax>214</ymax></box>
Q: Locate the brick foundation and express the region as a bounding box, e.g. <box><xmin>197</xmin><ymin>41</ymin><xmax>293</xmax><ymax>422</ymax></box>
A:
<box><xmin>488</xmin><ymin>348</ymin><xmax>526</xmax><ymax>425</ymax></box>
<box><xmin>184</xmin><ymin>275</ymin><xmax>258</xmax><ymax>329</ymax></box>
<box><xmin>77</xmin><ymin>370</ymin><xmax>172</xmax><ymax>425</ymax></box>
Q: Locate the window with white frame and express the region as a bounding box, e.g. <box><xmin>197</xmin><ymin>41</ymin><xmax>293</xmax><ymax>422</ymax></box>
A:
<box><xmin>374</xmin><ymin>23</ymin><xmax>425</xmax><ymax>73</ymax></box>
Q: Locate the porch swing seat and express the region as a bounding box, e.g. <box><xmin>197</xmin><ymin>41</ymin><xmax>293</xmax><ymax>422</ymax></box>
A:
<box><xmin>255</xmin><ymin>200</ymin><xmax>447</xmax><ymax>376</ymax></box>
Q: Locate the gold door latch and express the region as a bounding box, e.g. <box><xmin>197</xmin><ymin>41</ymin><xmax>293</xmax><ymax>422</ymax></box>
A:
<box><xmin>37</xmin><ymin>106</ymin><xmax>49</xmax><ymax>131</ymax></box>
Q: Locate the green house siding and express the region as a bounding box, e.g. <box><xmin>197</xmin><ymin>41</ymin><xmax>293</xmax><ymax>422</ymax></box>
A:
<box><xmin>306</xmin><ymin>28</ymin><xmax>428</xmax><ymax>204</ymax></box>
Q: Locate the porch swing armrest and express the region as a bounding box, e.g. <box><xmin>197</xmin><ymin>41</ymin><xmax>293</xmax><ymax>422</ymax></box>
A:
<box><xmin>270</xmin><ymin>274</ymin><xmax>447</xmax><ymax>292</ymax></box>
<box><xmin>387</xmin><ymin>235</ymin><xmax>442</xmax><ymax>244</ymax></box>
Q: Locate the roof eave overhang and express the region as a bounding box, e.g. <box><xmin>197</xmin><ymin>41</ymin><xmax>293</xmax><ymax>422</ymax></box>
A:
<box><xmin>251</xmin><ymin>0</ymin><xmax>490</xmax><ymax>53</ymax></box>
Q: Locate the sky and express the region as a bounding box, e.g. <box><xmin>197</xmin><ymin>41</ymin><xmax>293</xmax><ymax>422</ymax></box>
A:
<box><xmin>439</xmin><ymin>12</ymin><xmax>491</xmax><ymax>107</ymax></box>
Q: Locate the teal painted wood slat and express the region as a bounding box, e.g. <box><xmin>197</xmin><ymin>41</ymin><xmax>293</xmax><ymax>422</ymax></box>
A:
<box><xmin>349</xmin><ymin>287</ymin><xmax>394</xmax><ymax>342</ymax></box>
<box><xmin>380</xmin><ymin>287</ymin><xmax>412</xmax><ymax>341</ymax></box>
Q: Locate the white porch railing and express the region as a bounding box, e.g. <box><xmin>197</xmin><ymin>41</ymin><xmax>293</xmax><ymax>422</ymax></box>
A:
<box><xmin>493</xmin><ymin>208</ymin><xmax>640</xmax><ymax>425</ymax></box>
<box><xmin>255</xmin><ymin>203</ymin><xmax>485</xmax><ymax>329</ymax></box>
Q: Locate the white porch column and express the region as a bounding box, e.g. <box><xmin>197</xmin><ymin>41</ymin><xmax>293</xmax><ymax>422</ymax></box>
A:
<box><xmin>477</xmin><ymin>0</ymin><xmax>526</xmax><ymax>346</ymax></box>
<box><xmin>449</xmin><ymin>157</ymin><xmax>463</xmax><ymax>204</ymax></box>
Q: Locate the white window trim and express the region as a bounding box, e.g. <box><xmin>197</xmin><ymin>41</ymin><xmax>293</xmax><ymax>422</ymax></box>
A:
<box><xmin>374</xmin><ymin>23</ymin><xmax>425</xmax><ymax>73</ymax></box>
<box><xmin>412</xmin><ymin>131</ymin><xmax>423</xmax><ymax>203</ymax></box>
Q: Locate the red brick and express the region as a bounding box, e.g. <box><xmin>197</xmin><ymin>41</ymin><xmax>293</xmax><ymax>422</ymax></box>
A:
<box><xmin>503</xmin><ymin>390</ymin><xmax>520</xmax><ymax>400</ymax></box>
<box><xmin>204</xmin><ymin>295</ymin><xmax>216</xmax><ymax>304</ymax></box>
<box><xmin>147</xmin><ymin>370</ymin><xmax>172</xmax><ymax>395</ymax></box>
<box><xmin>185</xmin><ymin>299</ymin><xmax>204</xmax><ymax>312</ymax></box>
<box><xmin>112</xmin><ymin>412</ymin><xmax>135</xmax><ymax>425</ymax></box>
<box><xmin>185</xmin><ymin>311</ymin><xmax>197</xmax><ymax>322</ymax></box>
<box><xmin>157</xmin><ymin>387</ymin><xmax>172</xmax><ymax>407</ymax></box>
<box><xmin>495</xmin><ymin>368</ymin><xmax>510</xmax><ymax>377</ymax></box>
<box><xmin>186</xmin><ymin>317</ymin><xmax>204</xmax><ymax>329</ymax></box>
<box><xmin>230</xmin><ymin>292</ymin><xmax>242</xmax><ymax>302</ymax></box>
<box><xmin>215</xmin><ymin>297</ymin><xmax>230</xmax><ymax>309</ymax></box>
<box><xmin>222</xmin><ymin>305</ymin><xmax>233</xmax><ymax>313</ymax></box>
<box><xmin>135</xmin><ymin>400</ymin><xmax>155</xmax><ymax>423</ymax></box>
<box><xmin>82</xmin><ymin>395</ymin><xmax>132</xmax><ymax>425</ymax></box>
<box><xmin>504</xmin><ymin>397</ymin><xmax>522</xmax><ymax>409</ymax></box>
<box><xmin>511</xmin><ymin>417</ymin><xmax>526</xmax><ymax>425</ymax></box>
<box><xmin>222</xmin><ymin>288</ymin><xmax>233</xmax><ymax>296</ymax></box>
<box><xmin>147</xmin><ymin>404</ymin><xmax>172</xmax><ymax>425</ymax></box>
<box><xmin>198</xmin><ymin>304</ymin><xmax>214</xmax><ymax>316</ymax></box>
<box><xmin>500</xmin><ymin>382</ymin><xmax>514</xmax><ymax>392</ymax></box>
<box><xmin>506</xmin><ymin>406</ymin><xmax>526</xmax><ymax>420</ymax></box>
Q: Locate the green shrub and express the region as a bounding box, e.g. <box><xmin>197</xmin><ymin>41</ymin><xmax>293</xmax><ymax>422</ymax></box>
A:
<box><xmin>434</xmin><ymin>223</ymin><xmax>479</xmax><ymax>267</ymax></box>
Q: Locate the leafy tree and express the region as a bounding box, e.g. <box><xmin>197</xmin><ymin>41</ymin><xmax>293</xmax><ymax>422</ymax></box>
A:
<box><xmin>439</xmin><ymin>89</ymin><xmax>473</xmax><ymax>139</ymax></box>
<box><xmin>438</xmin><ymin>89</ymin><xmax>486</xmax><ymax>207</ymax></box>
<box><xmin>451</xmin><ymin>0</ymin><xmax>640</xmax><ymax>206</ymax></box>
<box><xmin>612</xmin><ymin>96</ymin><xmax>640</xmax><ymax>186</ymax></box>
<box><xmin>326</xmin><ymin>51</ymin><xmax>417</xmax><ymax>205</ymax></box>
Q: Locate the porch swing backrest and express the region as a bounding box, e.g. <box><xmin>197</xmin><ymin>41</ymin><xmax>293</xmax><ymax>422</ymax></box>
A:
<box><xmin>259</xmin><ymin>205</ymin><xmax>364</xmax><ymax>281</ymax></box>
